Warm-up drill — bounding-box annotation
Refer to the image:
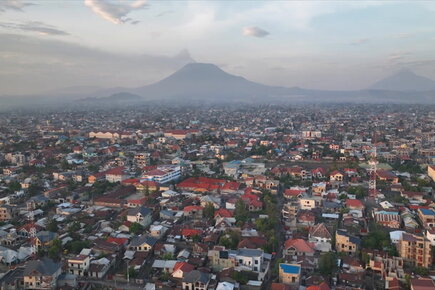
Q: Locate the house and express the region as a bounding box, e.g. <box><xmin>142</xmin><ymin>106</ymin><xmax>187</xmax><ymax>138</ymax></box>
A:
<box><xmin>345</xmin><ymin>199</ymin><xmax>364</xmax><ymax>211</ymax></box>
<box><xmin>278</xmin><ymin>263</ymin><xmax>301</xmax><ymax>285</ymax></box>
<box><xmin>0</xmin><ymin>205</ymin><xmax>18</xmax><ymax>222</ymax></box>
<box><xmin>376</xmin><ymin>170</ymin><xmax>399</xmax><ymax>183</ymax></box>
<box><xmin>283</xmin><ymin>239</ymin><xmax>315</xmax><ymax>259</ymax></box>
<box><xmin>105</xmin><ymin>166</ymin><xmax>129</xmax><ymax>183</ymax></box>
<box><xmin>208</xmin><ymin>246</ymin><xmax>237</xmax><ymax>270</ymax></box>
<box><xmin>183</xmin><ymin>206</ymin><xmax>204</xmax><ymax>219</ymax></box>
<box><xmin>88</xmin><ymin>257</ymin><xmax>112</xmax><ymax>278</ymax></box>
<box><xmin>241</xmin><ymin>194</ymin><xmax>263</xmax><ymax>211</ymax></box>
<box><xmin>181</xmin><ymin>229</ymin><xmax>203</xmax><ymax>241</ymax></box>
<box><xmin>129</xmin><ymin>236</ymin><xmax>158</xmax><ymax>252</ymax></box>
<box><xmin>126</xmin><ymin>206</ymin><xmax>153</xmax><ymax>227</ymax></box>
<box><xmin>182</xmin><ymin>270</ymin><xmax>211</xmax><ymax>290</ymax></box>
<box><xmin>309</xmin><ymin>223</ymin><xmax>332</xmax><ymax>252</ymax></box>
<box><xmin>23</xmin><ymin>258</ymin><xmax>61</xmax><ymax>289</ymax></box>
<box><xmin>299</xmin><ymin>197</ymin><xmax>321</xmax><ymax>210</ymax></box>
<box><xmin>235</xmin><ymin>248</ymin><xmax>265</xmax><ymax>272</ymax></box>
<box><xmin>329</xmin><ymin>171</ymin><xmax>344</xmax><ymax>182</ymax></box>
<box><xmin>35</xmin><ymin>231</ymin><xmax>58</xmax><ymax>248</ymax></box>
<box><xmin>68</xmin><ymin>254</ymin><xmax>90</xmax><ymax>276</ymax></box>
<box><xmin>335</xmin><ymin>230</ymin><xmax>360</xmax><ymax>255</ymax></box>
<box><xmin>172</xmin><ymin>261</ymin><xmax>194</xmax><ymax>279</ymax></box>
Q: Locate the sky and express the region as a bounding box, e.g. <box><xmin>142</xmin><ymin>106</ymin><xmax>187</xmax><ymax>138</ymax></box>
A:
<box><xmin>1</xmin><ymin>0</ymin><xmax>435</xmax><ymax>95</ymax></box>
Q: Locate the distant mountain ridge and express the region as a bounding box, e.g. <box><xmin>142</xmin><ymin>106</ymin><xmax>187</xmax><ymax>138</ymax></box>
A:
<box><xmin>370</xmin><ymin>69</ymin><xmax>435</xmax><ymax>92</ymax></box>
<box><xmin>2</xmin><ymin>63</ymin><xmax>435</xmax><ymax>109</ymax></box>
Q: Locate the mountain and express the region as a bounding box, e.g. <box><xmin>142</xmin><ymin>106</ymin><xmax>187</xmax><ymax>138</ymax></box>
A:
<box><xmin>370</xmin><ymin>69</ymin><xmax>435</xmax><ymax>91</ymax></box>
<box><xmin>131</xmin><ymin>63</ymin><xmax>302</xmax><ymax>101</ymax></box>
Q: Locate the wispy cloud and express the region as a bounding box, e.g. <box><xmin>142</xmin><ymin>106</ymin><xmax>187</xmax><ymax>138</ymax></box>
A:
<box><xmin>350</xmin><ymin>38</ymin><xmax>370</xmax><ymax>45</ymax></box>
<box><xmin>84</xmin><ymin>0</ymin><xmax>147</xmax><ymax>24</ymax></box>
<box><xmin>0</xmin><ymin>0</ymin><xmax>33</xmax><ymax>12</ymax></box>
<box><xmin>242</xmin><ymin>26</ymin><xmax>270</xmax><ymax>38</ymax></box>
<box><xmin>393</xmin><ymin>33</ymin><xmax>413</xmax><ymax>39</ymax></box>
<box><xmin>0</xmin><ymin>21</ymin><xmax>69</xmax><ymax>36</ymax></box>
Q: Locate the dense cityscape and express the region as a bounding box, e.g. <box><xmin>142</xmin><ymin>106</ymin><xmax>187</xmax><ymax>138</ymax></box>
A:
<box><xmin>0</xmin><ymin>104</ymin><xmax>433</xmax><ymax>289</ymax></box>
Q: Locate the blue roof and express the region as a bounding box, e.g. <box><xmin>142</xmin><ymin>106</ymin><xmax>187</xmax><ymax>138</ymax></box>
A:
<box><xmin>420</xmin><ymin>209</ymin><xmax>435</xmax><ymax>216</ymax></box>
<box><xmin>279</xmin><ymin>263</ymin><xmax>300</xmax><ymax>274</ymax></box>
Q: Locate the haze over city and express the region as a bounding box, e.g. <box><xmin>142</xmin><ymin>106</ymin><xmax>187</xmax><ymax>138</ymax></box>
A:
<box><xmin>2</xmin><ymin>0</ymin><xmax>435</xmax><ymax>96</ymax></box>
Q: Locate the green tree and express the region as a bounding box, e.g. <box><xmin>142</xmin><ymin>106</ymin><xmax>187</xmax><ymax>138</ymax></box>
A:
<box><xmin>318</xmin><ymin>252</ymin><xmax>337</xmax><ymax>275</ymax></box>
<box><xmin>203</xmin><ymin>203</ymin><xmax>215</xmax><ymax>219</ymax></box>
<box><xmin>234</xmin><ymin>199</ymin><xmax>249</xmax><ymax>225</ymax></box>
<box><xmin>8</xmin><ymin>181</ymin><xmax>21</xmax><ymax>192</ymax></box>
<box><xmin>48</xmin><ymin>239</ymin><xmax>62</xmax><ymax>260</ymax></box>
<box><xmin>47</xmin><ymin>219</ymin><xmax>58</xmax><ymax>233</ymax></box>
<box><xmin>129</xmin><ymin>222</ymin><xmax>144</xmax><ymax>235</ymax></box>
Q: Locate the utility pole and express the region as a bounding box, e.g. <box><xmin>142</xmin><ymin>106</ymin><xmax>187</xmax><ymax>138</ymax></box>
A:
<box><xmin>126</xmin><ymin>259</ymin><xmax>129</xmax><ymax>284</ymax></box>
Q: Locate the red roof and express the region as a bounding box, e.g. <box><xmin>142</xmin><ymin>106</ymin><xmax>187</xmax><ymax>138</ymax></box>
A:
<box><xmin>307</xmin><ymin>282</ymin><xmax>331</xmax><ymax>290</ymax></box>
<box><xmin>122</xmin><ymin>178</ymin><xmax>140</xmax><ymax>185</ymax></box>
<box><xmin>183</xmin><ymin>205</ymin><xmax>204</xmax><ymax>212</ymax></box>
<box><xmin>214</xmin><ymin>208</ymin><xmax>233</xmax><ymax>218</ymax></box>
<box><xmin>345</xmin><ymin>199</ymin><xmax>364</xmax><ymax>209</ymax></box>
<box><xmin>181</xmin><ymin>229</ymin><xmax>202</xmax><ymax>237</ymax></box>
<box><xmin>330</xmin><ymin>170</ymin><xmax>343</xmax><ymax>176</ymax></box>
<box><xmin>173</xmin><ymin>262</ymin><xmax>194</xmax><ymax>273</ymax></box>
<box><xmin>145</xmin><ymin>169</ymin><xmax>167</xmax><ymax>176</ymax></box>
<box><xmin>105</xmin><ymin>166</ymin><xmax>126</xmax><ymax>176</ymax></box>
<box><xmin>284</xmin><ymin>189</ymin><xmax>305</xmax><ymax>197</ymax></box>
<box><xmin>107</xmin><ymin>237</ymin><xmax>128</xmax><ymax>246</ymax></box>
<box><xmin>284</xmin><ymin>238</ymin><xmax>315</xmax><ymax>253</ymax></box>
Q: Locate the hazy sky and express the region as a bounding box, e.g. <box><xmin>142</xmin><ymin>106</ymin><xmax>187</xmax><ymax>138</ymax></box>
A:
<box><xmin>1</xmin><ymin>0</ymin><xmax>435</xmax><ymax>95</ymax></box>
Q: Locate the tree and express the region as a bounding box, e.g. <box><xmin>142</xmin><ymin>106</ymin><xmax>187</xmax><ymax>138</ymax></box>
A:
<box><xmin>127</xmin><ymin>267</ymin><xmax>138</xmax><ymax>279</ymax></box>
<box><xmin>203</xmin><ymin>203</ymin><xmax>215</xmax><ymax>219</ymax></box>
<box><xmin>234</xmin><ymin>199</ymin><xmax>249</xmax><ymax>225</ymax></box>
<box><xmin>66</xmin><ymin>240</ymin><xmax>90</xmax><ymax>254</ymax></box>
<box><xmin>129</xmin><ymin>222</ymin><xmax>144</xmax><ymax>235</ymax></box>
<box><xmin>47</xmin><ymin>219</ymin><xmax>58</xmax><ymax>233</ymax></box>
<box><xmin>8</xmin><ymin>181</ymin><xmax>21</xmax><ymax>192</ymax></box>
<box><xmin>68</xmin><ymin>221</ymin><xmax>81</xmax><ymax>233</ymax></box>
<box><xmin>318</xmin><ymin>252</ymin><xmax>337</xmax><ymax>275</ymax></box>
<box><xmin>48</xmin><ymin>239</ymin><xmax>62</xmax><ymax>260</ymax></box>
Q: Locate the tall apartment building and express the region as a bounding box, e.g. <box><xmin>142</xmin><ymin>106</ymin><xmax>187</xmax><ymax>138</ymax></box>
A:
<box><xmin>398</xmin><ymin>233</ymin><xmax>432</xmax><ymax>268</ymax></box>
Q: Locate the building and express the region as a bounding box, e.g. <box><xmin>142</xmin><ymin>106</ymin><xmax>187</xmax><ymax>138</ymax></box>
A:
<box><xmin>373</xmin><ymin>210</ymin><xmax>401</xmax><ymax>229</ymax></box>
<box><xmin>0</xmin><ymin>205</ymin><xmax>18</xmax><ymax>222</ymax></box>
<box><xmin>309</xmin><ymin>223</ymin><xmax>332</xmax><ymax>252</ymax></box>
<box><xmin>105</xmin><ymin>166</ymin><xmax>129</xmax><ymax>183</ymax></box>
<box><xmin>23</xmin><ymin>258</ymin><xmax>61</xmax><ymax>289</ymax></box>
<box><xmin>182</xmin><ymin>270</ymin><xmax>210</xmax><ymax>290</ymax></box>
<box><xmin>278</xmin><ymin>263</ymin><xmax>301</xmax><ymax>285</ymax></box>
<box><xmin>335</xmin><ymin>230</ymin><xmax>360</xmax><ymax>255</ymax></box>
<box><xmin>283</xmin><ymin>239</ymin><xmax>316</xmax><ymax>259</ymax></box>
<box><xmin>235</xmin><ymin>248</ymin><xmax>265</xmax><ymax>272</ymax></box>
<box><xmin>126</xmin><ymin>206</ymin><xmax>153</xmax><ymax>227</ymax></box>
<box><xmin>417</xmin><ymin>208</ymin><xmax>435</xmax><ymax>229</ymax></box>
<box><xmin>398</xmin><ymin>233</ymin><xmax>432</xmax><ymax>268</ymax></box>
<box><xmin>427</xmin><ymin>165</ymin><xmax>435</xmax><ymax>182</ymax></box>
<box><xmin>411</xmin><ymin>278</ymin><xmax>435</xmax><ymax>290</ymax></box>
<box><xmin>141</xmin><ymin>165</ymin><xmax>181</xmax><ymax>184</ymax></box>
<box><xmin>68</xmin><ymin>255</ymin><xmax>90</xmax><ymax>276</ymax></box>
<box><xmin>129</xmin><ymin>236</ymin><xmax>158</xmax><ymax>252</ymax></box>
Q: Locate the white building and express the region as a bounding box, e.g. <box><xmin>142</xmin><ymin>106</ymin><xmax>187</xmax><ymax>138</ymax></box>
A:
<box><xmin>142</xmin><ymin>165</ymin><xmax>181</xmax><ymax>184</ymax></box>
